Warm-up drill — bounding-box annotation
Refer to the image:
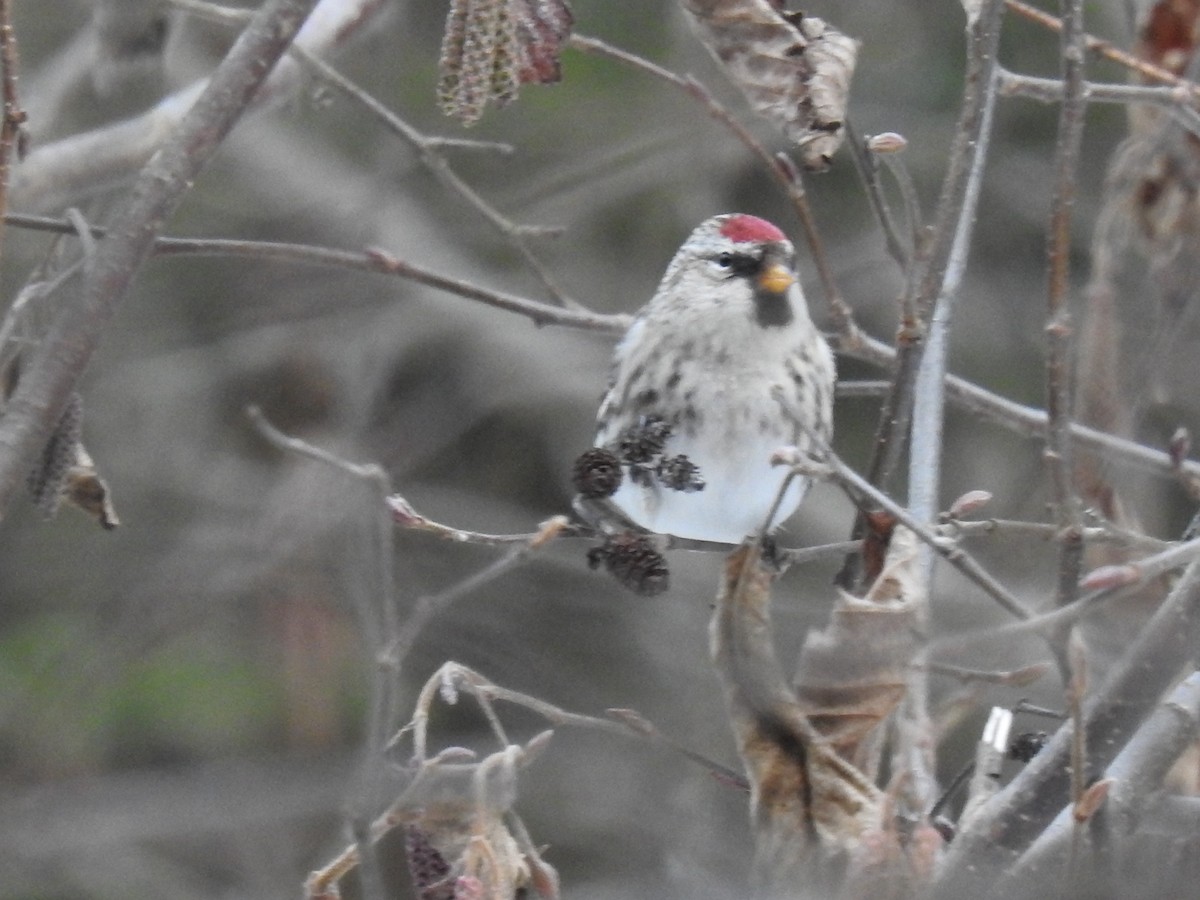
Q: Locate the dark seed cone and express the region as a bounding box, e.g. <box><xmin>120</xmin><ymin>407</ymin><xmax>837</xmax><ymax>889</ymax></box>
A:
<box><xmin>655</xmin><ymin>453</ymin><xmax>705</xmax><ymax>493</ymax></box>
<box><xmin>587</xmin><ymin>532</ymin><xmax>669</xmax><ymax>596</ymax></box>
<box><xmin>572</xmin><ymin>447</ymin><xmax>623</xmax><ymax>498</ymax></box>
<box><xmin>27</xmin><ymin>391</ymin><xmax>84</xmax><ymax>519</ymax></box>
<box><xmin>404</xmin><ymin>825</ymin><xmax>455</xmax><ymax>900</ymax></box>
<box><xmin>615</xmin><ymin>416</ymin><xmax>672</xmax><ymax>464</ymax></box>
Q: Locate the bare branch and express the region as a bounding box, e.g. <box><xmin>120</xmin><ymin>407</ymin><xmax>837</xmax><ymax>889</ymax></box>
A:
<box><xmin>10</xmin><ymin>0</ymin><xmax>386</xmax><ymax>212</ymax></box>
<box><xmin>933</xmin><ymin>558</ymin><xmax>1200</xmax><ymax>896</ymax></box>
<box><xmin>1043</xmin><ymin>0</ymin><xmax>1088</xmax><ymax>631</ymax></box>
<box><xmin>288</xmin><ymin>44</ymin><xmax>575</xmax><ymax>308</ymax></box>
<box><xmin>993</xmin><ymin>672</ymin><xmax>1200</xmax><ymax>896</ymax></box>
<box><xmin>842</xmin><ymin>330</ymin><xmax>1200</xmax><ymax>483</ymax></box>
<box><xmin>0</xmin><ymin>0</ymin><xmax>323</xmax><ymax>519</ymax></box>
<box><xmin>1005</xmin><ymin>0</ymin><xmax>1200</xmax><ymax>95</ymax></box>
<box><xmin>787</xmin><ymin>443</ymin><xmax>1036</xmax><ymax>621</ymax></box>
<box><xmin>11</xmin><ymin>214</ymin><xmax>1200</xmax><ymax>485</ymax></box>
<box><xmin>853</xmin><ymin>0</ymin><xmax>1006</xmax><ymax>546</ymax></box>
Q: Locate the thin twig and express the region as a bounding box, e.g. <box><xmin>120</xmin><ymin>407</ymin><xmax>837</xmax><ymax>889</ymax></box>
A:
<box><xmin>898</xmin><ymin>18</ymin><xmax>1000</xmax><ymax>811</ymax></box>
<box><xmin>909</xmin><ymin>18</ymin><xmax>1001</xmax><ymax>530</ymax></box>
<box><xmin>947</xmin><ymin>516</ymin><xmax>1167</xmax><ymax>551</ymax></box>
<box><xmin>851</xmin><ymin>0</ymin><xmax>1007</xmax><ymax>552</ymax></box>
<box><xmin>247</xmin><ymin>405</ymin><xmax>399</xmax><ymax>900</ymax></box>
<box><xmin>1077</xmin><ymin>532</ymin><xmax>1200</xmax><ymax>591</ymax></box>
<box><xmin>11</xmin><ymin>213</ymin><xmax>1200</xmax><ymax>488</ymax></box>
<box><xmin>286</xmin><ymin>43</ymin><xmax>574</xmax><ymax>308</ymax></box>
<box><xmin>247</xmin><ymin>404</ymin><xmax>389</xmax><ymax>484</ymax></box>
<box><xmin>567</xmin><ymin>33</ymin><xmax>859</xmax><ymax>340</ymax></box>
<box><xmin>933</xmin><ymin>558</ymin><xmax>1200</xmax><ymax>896</ymax></box>
<box><xmin>397</xmin><ymin>661</ymin><xmax>746</xmax><ymax>786</ymax></box>
<box><xmin>11</xmin><ymin>0</ymin><xmax>385</xmax><ymax>212</ymax></box>
<box><xmin>1043</xmin><ymin>0</ymin><xmax>1088</xmax><ymax>635</ymax></box>
<box><xmin>1005</xmin><ymin>0</ymin><xmax>1200</xmax><ymax>97</ymax></box>
<box><xmin>844</xmin><ymin>122</ymin><xmax>911</xmax><ymax>273</ymax></box>
<box><xmin>791</xmin><ymin>443</ymin><xmax>1035</xmax><ymax>621</ymax></box>
<box><xmin>925</xmin><ymin>535</ymin><xmax>1200</xmax><ymax>657</ymax></box>
<box><xmin>998</xmin><ymin>67</ymin><xmax>1200</xmax><ymax>114</ymax></box>
<box><xmin>842</xmin><ymin>329</ymin><xmax>1200</xmax><ymax>483</ymax></box>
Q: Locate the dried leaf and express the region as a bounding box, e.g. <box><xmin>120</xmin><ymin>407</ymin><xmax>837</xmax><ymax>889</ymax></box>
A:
<box><xmin>682</xmin><ymin>0</ymin><xmax>859</xmax><ymax>170</ymax></box>
<box><xmin>438</xmin><ymin>0</ymin><xmax>573</xmax><ymax>125</ymax></box>
<box><xmin>308</xmin><ymin>739</ymin><xmax>558</xmax><ymax>900</ymax></box>
<box><xmin>794</xmin><ymin>528</ymin><xmax>920</xmax><ymax>771</ymax></box>
<box><xmin>859</xmin><ymin>509</ymin><xmax>897</xmax><ymax>587</ymax></box>
<box><xmin>710</xmin><ymin>544</ymin><xmax>882</xmax><ymax>889</ymax></box>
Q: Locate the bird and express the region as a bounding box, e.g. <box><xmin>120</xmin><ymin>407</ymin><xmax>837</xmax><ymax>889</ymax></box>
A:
<box><xmin>589</xmin><ymin>213</ymin><xmax>835</xmax><ymax>545</ymax></box>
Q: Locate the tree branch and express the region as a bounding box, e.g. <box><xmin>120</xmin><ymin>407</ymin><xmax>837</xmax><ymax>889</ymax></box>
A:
<box><xmin>0</xmin><ymin>0</ymin><xmax>322</xmax><ymax>518</ymax></box>
<box><xmin>933</xmin><ymin>558</ymin><xmax>1200</xmax><ymax>895</ymax></box>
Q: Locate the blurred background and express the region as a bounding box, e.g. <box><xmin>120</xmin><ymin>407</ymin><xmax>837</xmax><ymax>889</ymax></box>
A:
<box><xmin>0</xmin><ymin>1</ymin><xmax>1190</xmax><ymax>898</ymax></box>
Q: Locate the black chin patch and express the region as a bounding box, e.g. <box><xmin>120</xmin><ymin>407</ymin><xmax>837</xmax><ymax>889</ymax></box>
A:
<box><xmin>753</xmin><ymin>288</ymin><xmax>794</xmax><ymax>328</ymax></box>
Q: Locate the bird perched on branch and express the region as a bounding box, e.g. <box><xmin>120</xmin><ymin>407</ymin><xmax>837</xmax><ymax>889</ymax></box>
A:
<box><xmin>583</xmin><ymin>213</ymin><xmax>835</xmax><ymax>545</ymax></box>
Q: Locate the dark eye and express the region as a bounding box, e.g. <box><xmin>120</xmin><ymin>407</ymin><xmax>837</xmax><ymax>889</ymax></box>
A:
<box><xmin>716</xmin><ymin>252</ymin><xmax>733</xmax><ymax>268</ymax></box>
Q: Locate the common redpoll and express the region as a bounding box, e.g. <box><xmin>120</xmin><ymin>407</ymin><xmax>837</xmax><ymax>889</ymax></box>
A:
<box><xmin>590</xmin><ymin>213</ymin><xmax>835</xmax><ymax>544</ymax></box>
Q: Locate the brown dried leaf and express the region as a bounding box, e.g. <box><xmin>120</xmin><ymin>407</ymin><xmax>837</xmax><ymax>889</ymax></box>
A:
<box><xmin>710</xmin><ymin>544</ymin><xmax>882</xmax><ymax>888</ymax></box>
<box><xmin>794</xmin><ymin>527</ymin><xmax>920</xmax><ymax>771</ymax></box>
<box><xmin>682</xmin><ymin>0</ymin><xmax>858</xmax><ymax>170</ymax></box>
<box><xmin>308</xmin><ymin>740</ymin><xmax>558</xmax><ymax>900</ymax></box>
<box><xmin>859</xmin><ymin>509</ymin><xmax>897</xmax><ymax>588</ymax></box>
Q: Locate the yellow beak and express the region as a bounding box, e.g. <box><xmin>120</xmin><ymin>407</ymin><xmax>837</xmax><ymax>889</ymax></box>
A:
<box><xmin>757</xmin><ymin>264</ymin><xmax>794</xmax><ymax>294</ymax></box>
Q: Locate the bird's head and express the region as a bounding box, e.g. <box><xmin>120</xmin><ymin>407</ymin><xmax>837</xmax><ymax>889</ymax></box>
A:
<box><xmin>661</xmin><ymin>214</ymin><xmax>801</xmax><ymax>328</ymax></box>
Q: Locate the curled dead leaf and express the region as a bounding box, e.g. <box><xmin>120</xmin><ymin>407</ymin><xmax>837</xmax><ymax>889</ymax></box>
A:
<box><xmin>682</xmin><ymin>0</ymin><xmax>859</xmax><ymax>170</ymax></box>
